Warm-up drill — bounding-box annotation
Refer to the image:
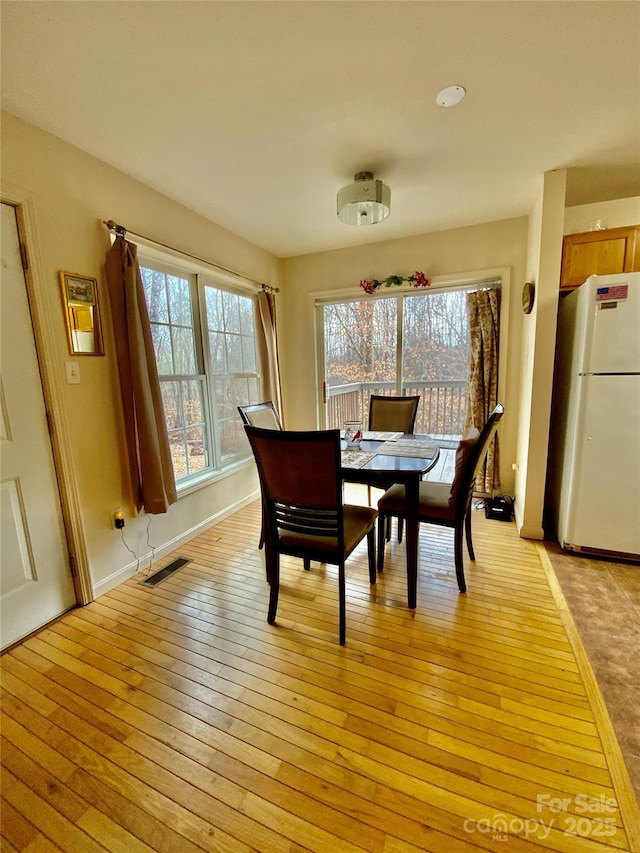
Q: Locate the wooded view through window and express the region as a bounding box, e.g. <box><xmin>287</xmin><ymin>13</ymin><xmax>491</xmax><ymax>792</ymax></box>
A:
<box><xmin>323</xmin><ymin>289</ymin><xmax>471</xmax><ymax>435</ymax></box>
<box><xmin>140</xmin><ymin>261</ymin><xmax>260</xmax><ymax>485</ymax></box>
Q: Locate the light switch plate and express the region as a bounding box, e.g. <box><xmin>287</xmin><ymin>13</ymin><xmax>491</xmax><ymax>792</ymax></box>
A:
<box><xmin>65</xmin><ymin>361</ymin><xmax>81</xmax><ymax>384</ymax></box>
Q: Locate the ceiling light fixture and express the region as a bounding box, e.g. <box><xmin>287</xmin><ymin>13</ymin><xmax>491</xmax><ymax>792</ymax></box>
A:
<box><xmin>436</xmin><ymin>85</ymin><xmax>466</xmax><ymax>107</ymax></box>
<box><xmin>337</xmin><ymin>171</ymin><xmax>391</xmax><ymax>226</ymax></box>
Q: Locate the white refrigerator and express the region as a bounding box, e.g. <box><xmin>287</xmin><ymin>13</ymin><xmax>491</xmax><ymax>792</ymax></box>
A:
<box><xmin>549</xmin><ymin>272</ymin><xmax>640</xmax><ymax>559</ymax></box>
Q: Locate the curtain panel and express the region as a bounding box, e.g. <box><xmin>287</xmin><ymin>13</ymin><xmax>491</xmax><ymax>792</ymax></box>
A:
<box><xmin>465</xmin><ymin>287</ymin><xmax>501</xmax><ymax>493</ymax></box>
<box><xmin>105</xmin><ymin>236</ymin><xmax>177</xmax><ymax>514</ymax></box>
<box><xmin>256</xmin><ymin>289</ymin><xmax>283</xmax><ymax>423</ymax></box>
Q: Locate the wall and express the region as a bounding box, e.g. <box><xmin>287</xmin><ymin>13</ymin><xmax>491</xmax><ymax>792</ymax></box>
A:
<box><xmin>1</xmin><ymin>112</ymin><xmax>281</xmax><ymax>595</ymax></box>
<box><xmin>564</xmin><ymin>196</ymin><xmax>640</xmax><ymax>234</ymax></box>
<box><xmin>280</xmin><ymin>217</ymin><xmax>530</xmax><ymax>496</ymax></box>
<box><xmin>514</xmin><ymin>169</ymin><xmax>567</xmax><ymax>538</ymax></box>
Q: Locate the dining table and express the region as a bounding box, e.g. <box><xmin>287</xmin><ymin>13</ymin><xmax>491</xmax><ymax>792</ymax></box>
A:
<box><xmin>340</xmin><ymin>432</ymin><xmax>440</xmax><ymax>608</ymax></box>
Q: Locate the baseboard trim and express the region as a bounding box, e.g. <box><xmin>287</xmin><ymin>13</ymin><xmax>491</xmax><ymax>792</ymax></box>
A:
<box><xmin>517</xmin><ymin>524</ymin><xmax>544</xmax><ymax>540</ymax></box>
<box><xmin>92</xmin><ymin>491</ymin><xmax>260</xmax><ymax>598</ymax></box>
<box><xmin>514</xmin><ymin>508</ymin><xmax>544</xmax><ymax>540</ymax></box>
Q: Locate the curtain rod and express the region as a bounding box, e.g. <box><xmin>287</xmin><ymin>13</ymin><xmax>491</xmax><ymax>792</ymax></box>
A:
<box><xmin>102</xmin><ymin>220</ymin><xmax>279</xmax><ymax>293</ymax></box>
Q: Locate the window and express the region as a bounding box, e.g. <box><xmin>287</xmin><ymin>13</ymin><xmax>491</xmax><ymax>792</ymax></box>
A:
<box><xmin>320</xmin><ymin>283</ymin><xmax>497</xmax><ymax>436</ymax></box>
<box><xmin>139</xmin><ymin>255</ymin><xmax>261</xmax><ymax>488</ymax></box>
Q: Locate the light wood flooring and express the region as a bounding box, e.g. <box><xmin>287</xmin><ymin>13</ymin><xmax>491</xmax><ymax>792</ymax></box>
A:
<box><xmin>2</xmin><ymin>487</ymin><xmax>639</xmax><ymax>852</ymax></box>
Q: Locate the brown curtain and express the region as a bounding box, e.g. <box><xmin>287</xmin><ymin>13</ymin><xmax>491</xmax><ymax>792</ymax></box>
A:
<box><xmin>465</xmin><ymin>287</ymin><xmax>501</xmax><ymax>493</ymax></box>
<box><xmin>256</xmin><ymin>289</ymin><xmax>283</xmax><ymax>421</ymax></box>
<box><xmin>105</xmin><ymin>236</ymin><xmax>177</xmax><ymax>514</ymax></box>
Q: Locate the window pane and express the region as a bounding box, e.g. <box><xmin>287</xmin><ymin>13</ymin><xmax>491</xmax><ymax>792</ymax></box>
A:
<box><xmin>168</xmin><ymin>431</ymin><xmax>187</xmax><ymax>480</ymax></box>
<box><xmin>324</xmin><ymin>298</ymin><xmax>397</xmax><ymax>388</ymax></box>
<box><xmin>239</xmin><ymin>296</ymin><xmax>255</xmax><ymax>337</ymax></box>
<box><xmin>215</xmin><ymin>378</ymin><xmax>234</xmax><ymax>420</ymax></box>
<box><xmin>219</xmin><ymin>418</ymin><xmax>241</xmax><ymax>462</ymax></box>
<box><xmin>187</xmin><ymin>427</ymin><xmax>207</xmax><ymax>472</ymax></box>
<box><xmin>161</xmin><ymin>381</ymin><xmax>183</xmax><ymax>429</ymax></box>
<box><xmin>242</xmin><ymin>334</ymin><xmax>256</xmax><ymax>373</ymax></box>
<box><xmin>223</xmin><ymin>291</ymin><xmax>240</xmax><ymax>333</ymax></box>
<box><xmin>323</xmin><ymin>298</ymin><xmax>397</xmax><ymax>425</ymax></box>
<box><xmin>172</xmin><ymin>326</ymin><xmax>196</xmax><ymax>374</ymax></box>
<box><xmin>205</xmin><ymin>286</ymin><xmax>224</xmax><ymax>330</ymax></box>
<box><xmin>226</xmin><ymin>334</ymin><xmax>243</xmax><ymax>373</ymax></box>
<box><xmin>402</xmin><ymin>291</ymin><xmax>469</xmax><ymax>382</ymax></box>
<box><xmin>247</xmin><ymin>376</ymin><xmax>260</xmax><ymax>401</ymax></box>
<box><xmin>142</xmin><ymin>268</ymin><xmax>169</xmax><ymax>323</ymax></box>
<box><xmin>234</xmin><ymin>377</ymin><xmax>250</xmax><ymax>408</ymax></box>
<box><xmin>183</xmin><ymin>379</ymin><xmax>204</xmax><ymax>426</ymax></box>
<box><xmin>152</xmin><ymin>324</ymin><xmax>174</xmax><ymax>374</ymax></box>
<box><xmin>209</xmin><ymin>330</ymin><xmax>227</xmax><ymax>374</ymax></box>
<box><xmin>168</xmin><ymin>275</ymin><xmax>192</xmax><ymax>326</ymax></box>
<box><xmin>402</xmin><ymin>290</ymin><xmax>470</xmax><ymax>435</ymax></box>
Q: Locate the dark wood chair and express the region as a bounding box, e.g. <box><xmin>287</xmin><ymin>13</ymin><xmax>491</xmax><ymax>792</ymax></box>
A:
<box><xmin>238</xmin><ymin>401</ymin><xmax>283</xmax><ymax>551</ymax></box>
<box><xmin>366</xmin><ymin>394</ymin><xmax>420</xmax><ymax>506</ymax></box>
<box><xmin>237</xmin><ymin>400</ymin><xmax>283</xmax><ymax>430</ymax></box>
<box><xmin>377</xmin><ymin>404</ymin><xmax>504</xmax><ymax>594</ymax></box>
<box><xmin>244</xmin><ymin>425</ymin><xmax>378</xmax><ymax>645</ymax></box>
<box><xmin>368</xmin><ymin>394</ymin><xmax>420</xmax><ymax>434</ymax></box>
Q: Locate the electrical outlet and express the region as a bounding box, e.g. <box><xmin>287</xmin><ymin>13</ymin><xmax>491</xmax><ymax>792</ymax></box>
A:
<box><xmin>113</xmin><ymin>509</ymin><xmax>125</xmax><ymax>529</ymax></box>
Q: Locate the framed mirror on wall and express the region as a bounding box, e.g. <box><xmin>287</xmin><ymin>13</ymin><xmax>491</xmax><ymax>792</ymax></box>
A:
<box><xmin>59</xmin><ymin>271</ymin><xmax>104</xmax><ymax>355</ymax></box>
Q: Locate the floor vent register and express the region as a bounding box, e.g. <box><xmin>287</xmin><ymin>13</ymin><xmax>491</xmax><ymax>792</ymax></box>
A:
<box><xmin>139</xmin><ymin>557</ymin><xmax>190</xmax><ymax>587</ymax></box>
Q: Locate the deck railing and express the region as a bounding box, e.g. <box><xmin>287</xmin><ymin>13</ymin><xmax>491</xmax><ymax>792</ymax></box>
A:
<box><xmin>326</xmin><ymin>380</ymin><xmax>467</xmax><ymax>435</ymax></box>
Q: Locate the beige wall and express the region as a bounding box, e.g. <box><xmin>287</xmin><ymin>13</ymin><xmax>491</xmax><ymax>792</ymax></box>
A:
<box><xmin>1</xmin><ymin>112</ymin><xmax>281</xmax><ymax>594</ymax></box>
<box><xmin>514</xmin><ymin>170</ymin><xmax>567</xmax><ymax>538</ymax></box>
<box><xmin>280</xmin><ymin>218</ymin><xmax>530</xmax><ymax>496</ymax></box>
<box><xmin>564</xmin><ymin>196</ymin><xmax>640</xmax><ymax>234</ymax></box>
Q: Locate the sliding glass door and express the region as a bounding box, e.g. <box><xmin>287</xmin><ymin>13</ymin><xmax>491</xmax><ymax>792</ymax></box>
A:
<box><xmin>401</xmin><ymin>289</ymin><xmax>470</xmax><ymax>436</ymax></box>
<box><xmin>319</xmin><ymin>287</ymin><xmax>473</xmax><ymax>437</ymax></box>
<box><xmin>322</xmin><ymin>297</ymin><xmax>398</xmax><ymax>426</ymax></box>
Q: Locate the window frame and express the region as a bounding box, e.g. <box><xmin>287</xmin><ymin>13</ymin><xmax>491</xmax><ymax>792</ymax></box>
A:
<box><xmin>134</xmin><ymin>240</ymin><xmax>262</xmax><ymax>493</ymax></box>
<box><xmin>314</xmin><ymin>270</ymin><xmax>508</xmax><ymax>431</ymax></box>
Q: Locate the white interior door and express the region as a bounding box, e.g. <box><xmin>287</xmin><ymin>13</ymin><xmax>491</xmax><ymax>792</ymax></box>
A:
<box><xmin>1</xmin><ymin>202</ymin><xmax>76</xmax><ymax>649</ymax></box>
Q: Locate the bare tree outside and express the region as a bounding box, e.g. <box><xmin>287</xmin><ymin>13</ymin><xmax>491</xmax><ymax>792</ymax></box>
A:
<box><xmin>324</xmin><ymin>290</ymin><xmax>470</xmax><ymax>434</ymax></box>
<box><xmin>141</xmin><ymin>265</ymin><xmax>260</xmax><ymax>481</ymax></box>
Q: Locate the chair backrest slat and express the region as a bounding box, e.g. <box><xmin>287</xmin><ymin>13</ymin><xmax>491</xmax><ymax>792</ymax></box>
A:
<box><xmin>275</xmin><ymin>504</ymin><xmax>339</xmax><ymax>538</ymax></box>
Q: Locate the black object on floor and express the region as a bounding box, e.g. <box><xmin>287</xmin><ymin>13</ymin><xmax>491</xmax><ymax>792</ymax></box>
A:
<box><xmin>140</xmin><ymin>557</ymin><xmax>190</xmax><ymax>587</ymax></box>
<box><xmin>485</xmin><ymin>495</ymin><xmax>514</xmax><ymax>522</ymax></box>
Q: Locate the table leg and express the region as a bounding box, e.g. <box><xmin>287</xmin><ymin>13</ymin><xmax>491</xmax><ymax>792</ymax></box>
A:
<box><xmin>404</xmin><ymin>477</ymin><xmax>419</xmax><ymax>608</ymax></box>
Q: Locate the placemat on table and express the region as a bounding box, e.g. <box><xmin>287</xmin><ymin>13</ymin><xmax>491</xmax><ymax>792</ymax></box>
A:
<box><xmin>341</xmin><ymin>450</ymin><xmax>377</xmax><ymax>469</ymax></box>
<box><xmin>376</xmin><ymin>439</ymin><xmax>439</xmax><ymax>458</ymax></box>
<box><xmin>363</xmin><ymin>430</ymin><xmax>403</xmax><ymax>441</ymax></box>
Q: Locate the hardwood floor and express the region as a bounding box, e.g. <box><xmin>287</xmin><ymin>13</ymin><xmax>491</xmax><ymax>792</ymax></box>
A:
<box><xmin>2</xmin><ymin>490</ymin><xmax>639</xmax><ymax>852</ymax></box>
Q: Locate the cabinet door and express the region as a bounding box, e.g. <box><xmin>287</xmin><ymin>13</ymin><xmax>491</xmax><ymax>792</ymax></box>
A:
<box><xmin>560</xmin><ymin>225</ymin><xmax>640</xmax><ymax>290</ymax></box>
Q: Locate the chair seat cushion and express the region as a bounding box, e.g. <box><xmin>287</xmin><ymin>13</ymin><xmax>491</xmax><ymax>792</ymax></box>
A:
<box><xmin>279</xmin><ymin>504</ymin><xmax>377</xmax><ymax>559</ymax></box>
<box><xmin>377</xmin><ymin>482</ymin><xmax>455</xmax><ymax>522</ymax></box>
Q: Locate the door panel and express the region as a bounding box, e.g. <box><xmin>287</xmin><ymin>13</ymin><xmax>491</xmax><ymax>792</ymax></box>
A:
<box><xmin>0</xmin><ymin>202</ymin><xmax>76</xmax><ymax>649</ymax></box>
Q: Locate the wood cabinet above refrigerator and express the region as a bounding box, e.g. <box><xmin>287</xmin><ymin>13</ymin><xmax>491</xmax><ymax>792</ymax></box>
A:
<box><xmin>560</xmin><ymin>225</ymin><xmax>640</xmax><ymax>291</ymax></box>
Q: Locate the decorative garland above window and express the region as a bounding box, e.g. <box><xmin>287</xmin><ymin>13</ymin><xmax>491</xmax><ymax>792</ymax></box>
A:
<box><xmin>359</xmin><ymin>271</ymin><xmax>431</xmax><ymax>294</ymax></box>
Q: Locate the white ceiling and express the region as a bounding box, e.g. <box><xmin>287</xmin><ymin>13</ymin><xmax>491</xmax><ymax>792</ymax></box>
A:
<box><xmin>2</xmin><ymin>1</ymin><xmax>639</xmax><ymax>258</ymax></box>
